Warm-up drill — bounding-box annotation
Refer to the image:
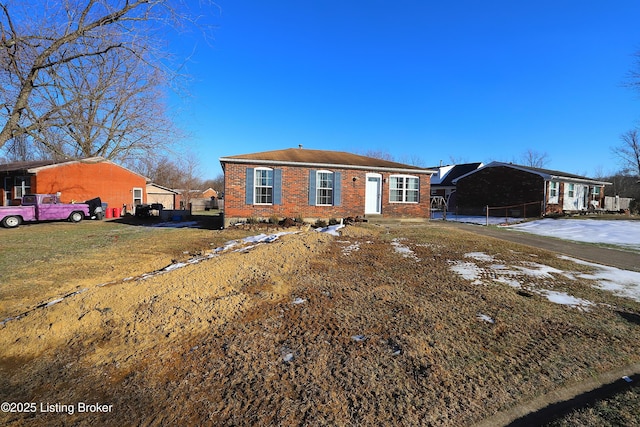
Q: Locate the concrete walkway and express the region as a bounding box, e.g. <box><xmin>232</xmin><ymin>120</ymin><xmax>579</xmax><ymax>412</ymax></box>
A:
<box><xmin>442</xmin><ymin>221</ymin><xmax>640</xmax><ymax>272</ymax></box>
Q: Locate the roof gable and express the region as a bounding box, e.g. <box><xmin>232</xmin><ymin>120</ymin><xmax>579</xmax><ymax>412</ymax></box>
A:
<box><xmin>220</xmin><ymin>148</ymin><xmax>435</xmax><ymax>174</ymax></box>
<box><xmin>0</xmin><ymin>157</ymin><xmax>149</xmax><ymax>181</ymax></box>
<box><xmin>453</xmin><ymin>162</ymin><xmax>611</xmax><ymax>185</ymax></box>
<box><xmin>431</xmin><ymin>163</ymin><xmax>483</xmax><ymax>186</ymax></box>
<box><xmin>146</xmin><ymin>183</ymin><xmax>179</xmax><ymax>194</ymax></box>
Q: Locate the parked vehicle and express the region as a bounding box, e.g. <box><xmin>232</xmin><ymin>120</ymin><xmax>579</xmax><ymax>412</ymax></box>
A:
<box><xmin>0</xmin><ymin>194</ymin><xmax>102</xmax><ymax>228</ymax></box>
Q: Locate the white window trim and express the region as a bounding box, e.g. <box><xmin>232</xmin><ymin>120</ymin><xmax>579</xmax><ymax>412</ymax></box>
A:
<box><xmin>133</xmin><ymin>187</ymin><xmax>143</xmax><ymax>206</ymax></box>
<box><xmin>315</xmin><ymin>170</ymin><xmax>334</xmax><ymax>206</ymax></box>
<box><xmin>389</xmin><ymin>175</ymin><xmax>419</xmax><ymax>204</ymax></box>
<box><xmin>254</xmin><ymin>167</ymin><xmax>273</xmax><ymax>205</ymax></box>
<box><xmin>548</xmin><ymin>181</ymin><xmax>559</xmax><ymax>204</ymax></box>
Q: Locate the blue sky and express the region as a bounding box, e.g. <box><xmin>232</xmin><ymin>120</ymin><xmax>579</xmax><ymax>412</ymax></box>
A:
<box><xmin>168</xmin><ymin>1</ymin><xmax>640</xmax><ymax>179</ymax></box>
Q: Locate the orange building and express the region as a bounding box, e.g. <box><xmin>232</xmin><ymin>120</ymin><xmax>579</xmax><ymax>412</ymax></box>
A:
<box><xmin>0</xmin><ymin>157</ymin><xmax>148</xmax><ymax>213</ymax></box>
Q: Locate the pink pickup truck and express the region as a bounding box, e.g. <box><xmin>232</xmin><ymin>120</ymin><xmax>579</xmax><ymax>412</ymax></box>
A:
<box><xmin>0</xmin><ymin>194</ymin><xmax>94</xmax><ymax>228</ymax></box>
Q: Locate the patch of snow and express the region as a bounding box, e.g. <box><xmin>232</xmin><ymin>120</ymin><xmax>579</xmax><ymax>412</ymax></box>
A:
<box><xmin>391</xmin><ymin>239</ymin><xmax>420</xmax><ymax>261</ymax></box>
<box><xmin>508</xmin><ymin>219</ymin><xmax>640</xmax><ymax>251</ymax></box>
<box><xmin>283</xmin><ymin>353</ymin><xmax>294</xmax><ymax>363</ymax></box>
<box><xmin>449</xmin><ymin>261</ymin><xmax>484</xmax><ymax>284</ymax></box>
<box><xmin>164</xmin><ymin>262</ymin><xmax>187</xmax><ymax>272</ymax></box>
<box><xmin>45</xmin><ymin>298</ymin><xmax>64</xmax><ymax>307</ymax></box>
<box><xmin>450</xmin><ymin>254</ymin><xmax>640</xmax><ymax>309</ymax></box>
<box><xmin>352</xmin><ymin>335</ymin><xmax>367</xmax><ymax>342</ymax></box>
<box><xmin>341</xmin><ymin>241</ymin><xmax>361</xmax><ymax>256</ymax></box>
<box><xmin>465</xmin><ymin>252</ymin><xmax>496</xmax><ymax>262</ymax></box>
<box><xmin>242</xmin><ymin>231</ymin><xmax>293</xmax><ymax>244</ymax></box>
<box><xmin>493</xmin><ymin>276</ymin><xmax>521</xmax><ymax>288</ymax></box>
<box><xmin>559</xmin><ymin>256</ymin><xmax>640</xmax><ymax>302</ymax></box>
<box><xmin>292</xmin><ymin>297</ymin><xmax>307</xmax><ymax>304</ymax></box>
<box><xmin>477</xmin><ymin>314</ymin><xmax>495</xmax><ymax>323</ymax></box>
<box><xmin>315</xmin><ymin>224</ymin><xmax>345</xmax><ymax>236</ymax></box>
<box><xmin>513</xmin><ymin>262</ymin><xmax>564</xmax><ymax>278</ymax></box>
<box><xmin>536</xmin><ymin>289</ymin><xmax>594</xmax><ymax>310</ymax></box>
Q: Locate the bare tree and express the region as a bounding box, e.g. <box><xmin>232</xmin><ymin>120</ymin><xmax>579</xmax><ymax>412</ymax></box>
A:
<box><xmin>613</xmin><ymin>129</ymin><xmax>640</xmax><ymax>177</ymax></box>
<box><xmin>177</xmin><ymin>152</ymin><xmax>203</xmax><ymax>207</ymax></box>
<box><xmin>2</xmin><ymin>134</ymin><xmax>33</xmax><ymax>161</ymax></box>
<box><xmin>138</xmin><ymin>156</ymin><xmax>183</xmax><ymax>189</ymax></box>
<box><xmin>447</xmin><ymin>155</ymin><xmax>469</xmax><ymax>165</ymax></box>
<box><xmin>0</xmin><ymin>0</ymin><xmax>214</xmax><ymax>161</ymax></box>
<box><xmin>202</xmin><ymin>174</ymin><xmax>224</xmax><ymax>193</ymax></box>
<box><xmin>134</xmin><ymin>152</ymin><xmax>204</xmax><ymax>206</ymax></box>
<box><xmin>360</xmin><ymin>149</ymin><xmax>395</xmax><ymax>161</ymax></box>
<box><xmin>398</xmin><ymin>154</ymin><xmax>426</xmax><ymax>167</ymax></box>
<box><xmin>47</xmin><ymin>44</ymin><xmax>179</xmax><ymax>160</ymax></box>
<box><xmin>520</xmin><ymin>149</ymin><xmax>550</xmax><ymax>168</ymax></box>
<box><xmin>624</xmin><ymin>49</ymin><xmax>640</xmax><ymax>93</ymax></box>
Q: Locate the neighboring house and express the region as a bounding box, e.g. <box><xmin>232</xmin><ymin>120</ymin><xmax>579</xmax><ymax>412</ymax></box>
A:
<box><xmin>429</xmin><ymin>162</ymin><xmax>483</xmax><ymax>210</ymax></box>
<box><xmin>146</xmin><ymin>183</ymin><xmax>180</xmax><ymax>210</ymax></box>
<box><xmin>0</xmin><ymin>157</ymin><xmax>148</xmax><ymax>213</ymax></box>
<box><xmin>198</xmin><ymin>188</ymin><xmax>219</xmax><ymax>199</ymax></box>
<box><xmin>219</xmin><ymin>148</ymin><xmax>436</xmax><ymax>226</ymax></box>
<box><xmin>453</xmin><ymin>162</ymin><xmax>610</xmax><ymax>216</ymax></box>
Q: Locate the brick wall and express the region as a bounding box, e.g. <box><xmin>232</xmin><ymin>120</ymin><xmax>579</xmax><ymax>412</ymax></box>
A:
<box><xmin>223</xmin><ymin>162</ymin><xmax>431</xmax><ymax>224</ymax></box>
<box><xmin>456</xmin><ymin>167</ymin><xmax>544</xmax><ymax>216</ymax></box>
<box><xmin>545</xmin><ymin>181</ymin><xmax>563</xmax><ymax>215</ymax></box>
<box><xmin>34</xmin><ymin>161</ymin><xmax>147</xmax><ymax>212</ymax></box>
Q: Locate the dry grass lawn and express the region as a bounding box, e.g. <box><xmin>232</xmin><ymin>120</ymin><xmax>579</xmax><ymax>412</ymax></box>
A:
<box><xmin>1</xmin><ymin>220</ymin><xmax>639</xmax><ymax>426</ymax></box>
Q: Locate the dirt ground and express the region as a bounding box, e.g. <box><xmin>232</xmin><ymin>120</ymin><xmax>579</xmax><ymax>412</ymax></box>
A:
<box><xmin>1</xmin><ymin>223</ymin><xmax>640</xmax><ymax>426</ymax></box>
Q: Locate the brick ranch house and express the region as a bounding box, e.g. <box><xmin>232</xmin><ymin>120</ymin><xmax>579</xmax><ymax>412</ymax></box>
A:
<box><xmin>0</xmin><ymin>157</ymin><xmax>148</xmax><ymax>213</ymax></box>
<box><xmin>452</xmin><ymin>162</ymin><xmax>610</xmax><ymax>217</ymax></box>
<box><xmin>219</xmin><ymin>148</ymin><xmax>436</xmax><ymax>226</ymax></box>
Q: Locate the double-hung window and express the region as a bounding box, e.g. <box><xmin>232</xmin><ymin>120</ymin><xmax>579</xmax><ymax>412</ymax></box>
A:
<box><xmin>246</xmin><ymin>167</ymin><xmax>281</xmax><ymax>205</ymax></box>
<box><xmin>389</xmin><ymin>175</ymin><xmax>419</xmax><ymax>203</ymax></box>
<box><xmin>309</xmin><ymin>169</ymin><xmax>341</xmax><ymax>206</ymax></box>
<box><xmin>254</xmin><ymin>168</ymin><xmax>273</xmax><ymax>204</ymax></box>
<box><xmin>316</xmin><ymin>171</ymin><xmax>333</xmax><ymax>206</ymax></box>
<box><xmin>567</xmin><ymin>183</ymin><xmax>575</xmax><ymax>198</ymax></box>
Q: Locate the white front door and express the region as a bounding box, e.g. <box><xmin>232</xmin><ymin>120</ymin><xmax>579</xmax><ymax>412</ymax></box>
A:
<box><xmin>365</xmin><ymin>174</ymin><xmax>382</xmax><ymax>214</ymax></box>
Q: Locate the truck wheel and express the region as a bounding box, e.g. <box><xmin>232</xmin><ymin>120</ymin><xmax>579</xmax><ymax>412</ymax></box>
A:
<box><xmin>2</xmin><ymin>215</ymin><xmax>21</xmax><ymax>228</ymax></box>
<box><xmin>69</xmin><ymin>211</ymin><xmax>84</xmax><ymax>223</ymax></box>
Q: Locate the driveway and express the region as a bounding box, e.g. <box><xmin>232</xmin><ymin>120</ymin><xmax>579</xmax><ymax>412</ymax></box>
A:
<box><xmin>442</xmin><ymin>222</ymin><xmax>640</xmax><ymax>272</ymax></box>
